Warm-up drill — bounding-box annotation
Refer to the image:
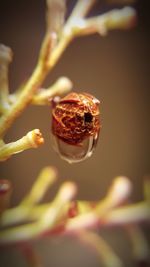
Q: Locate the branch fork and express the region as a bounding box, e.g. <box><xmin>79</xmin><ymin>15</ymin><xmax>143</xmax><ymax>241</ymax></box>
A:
<box><xmin>0</xmin><ymin>173</ymin><xmax>149</xmax><ymax>266</ymax></box>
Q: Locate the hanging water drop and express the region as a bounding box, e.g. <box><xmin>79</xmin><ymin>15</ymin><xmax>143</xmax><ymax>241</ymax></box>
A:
<box><xmin>51</xmin><ymin>92</ymin><xmax>101</xmax><ymax>163</ymax></box>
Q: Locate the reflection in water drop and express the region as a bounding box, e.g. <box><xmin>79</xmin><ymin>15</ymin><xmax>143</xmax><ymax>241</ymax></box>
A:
<box><xmin>51</xmin><ymin>134</ymin><xmax>98</xmax><ymax>163</ymax></box>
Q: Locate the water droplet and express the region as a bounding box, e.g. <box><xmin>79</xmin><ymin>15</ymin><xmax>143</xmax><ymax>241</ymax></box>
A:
<box><xmin>51</xmin><ymin>134</ymin><xmax>98</xmax><ymax>163</ymax></box>
<box><xmin>51</xmin><ymin>92</ymin><xmax>101</xmax><ymax>163</ymax></box>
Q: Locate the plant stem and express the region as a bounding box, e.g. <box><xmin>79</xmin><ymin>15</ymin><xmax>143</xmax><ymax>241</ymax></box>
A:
<box><xmin>32</xmin><ymin>77</ymin><xmax>72</xmax><ymax>105</ymax></box>
<box><xmin>126</xmin><ymin>225</ymin><xmax>150</xmax><ymax>262</ymax></box>
<box><xmin>0</xmin><ymin>33</ymin><xmax>72</xmax><ymax>138</ymax></box>
<box><xmin>0</xmin><ymin>182</ymin><xmax>76</xmax><ymax>245</ymax></box>
<box><xmin>103</xmin><ymin>202</ymin><xmax>150</xmax><ymax>225</ymax></box>
<box><xmin>78</xmin><ymin>230</ymin><xmax>124</xmax><ymax>267</ymax></box>
<box><xmin>0</xmin><ymin>129</ymin><xmax>44</xmax><ymax>161</ymax></box>
<box><xmin>68</xmin><ymin>0</ymin><xmax>96</xmax><ymax>19</ymax></box>
<box><xmin>0</xmin><ymin>60</ymin><xmax>48</xmax><ymax>138</ymax></box>
<box><xmin>21</xmin><ymin>166</ymin><xmax>57</xmax><ymax>206</ymax></box>
<box><xmin>0</xmin><ymin>44</ymin><xmax>13</xmax><ymax>112</ymax></box>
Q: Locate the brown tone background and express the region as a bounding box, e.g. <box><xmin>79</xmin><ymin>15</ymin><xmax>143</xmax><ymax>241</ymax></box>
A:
<box><xmin>0</xmin><ymin>0</ymin><xmax>149</xmax><ymax>266</ymax></box>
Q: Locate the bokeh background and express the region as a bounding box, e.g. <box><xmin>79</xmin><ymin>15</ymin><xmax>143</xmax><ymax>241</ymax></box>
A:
<box><xmin>0</xmin><ymin>0</ymin><xmax>149</xmax><ymax>266</ymax></box>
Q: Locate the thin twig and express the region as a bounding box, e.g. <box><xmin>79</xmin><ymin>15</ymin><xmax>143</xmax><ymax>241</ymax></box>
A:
<box><xmin>46</xmin><ymin>0</ymin><xmax>67</xmax><ymax>35</ymax></box>
<box><xmin>67</xmin><ymin>0</ymin><xmax>97</xmax><ymax>19</ymax></box>
<box><xmin>0</xmin><ymin>0</ymin><xmax>67</xmax><ymax>137</ymax></box>
<box><xmin>32</xmin><ymin>77</ymin><xmax>73</xmax><ymax>105</ymax></box>
<box><xmin>0</xmin><ymin>129</ymin><xmax>44</xmax><ymax>161</ymax></box>
<box><xmin>125</xmin><ymin>225</ymin><xmax>150</xmax><ymax>263</ymax></box>
<box><xmin>0</xmin><ymin>167</ymin><xmax>57</xmax><ymax>225</ymax></box>
<box><xmin>72</xmin><ymin>7</ymin><xmax>136</xmax><ymax>37</ymax></box>
<box><xmin>21</xmin><ymin>166</ymin><xmax>57</xmax><ymax>206</ymax></box>
<box><xmin>77</xmin><ymin>230</ymin><xmax>124</xmax><ymax>267</ymax></box>
<box><xmin>65</xmin><ymin>176</ymin><xmax>133</xmax><ymax>232</ymax></box>
<box><xmin>0</xmin><ymin>182</ymin><xmax>76</xmax><ymax>245</ymax></box>
<box><xmin>0</xmin><ymin>44</ymin><xmax>13</xmax><ymax>112</ymax></box>
<box><xmin>102</xmin><ymin>202</ymin><xmax>150</xmax><ymax>226</ymax></box>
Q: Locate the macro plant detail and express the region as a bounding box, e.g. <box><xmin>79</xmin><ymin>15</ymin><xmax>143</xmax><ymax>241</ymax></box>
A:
<box><xmin>0</xmin><ymin>1</ymin><xmax>149</xmax><ymax>267</ymax></box>
<box><xmin>51</xmin><ymin>92</ymin><xmax>100</xmax><ymax>163</ymax></box>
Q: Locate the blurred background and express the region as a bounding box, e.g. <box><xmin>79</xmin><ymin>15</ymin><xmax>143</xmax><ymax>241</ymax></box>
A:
<box><xmin>0</xmin><ymin>0</ymin><xmax>149</xmax><ymax>266</ymax></box>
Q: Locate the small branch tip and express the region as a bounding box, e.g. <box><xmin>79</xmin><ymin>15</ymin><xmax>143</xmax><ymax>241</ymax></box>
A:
<box><xmin>27</xmin><ymin>129</ymin><xmax>44</xmax><ymax>147</ymax></box>
<box><xmin>59</xmin><ymin>182</ymin><xmax>77</xmax><ymax>201</ymax></box>
<box><xmin>0</xmin><ymin>44</ymin><xmax>13</xmax><ymax>62</ymax></box>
